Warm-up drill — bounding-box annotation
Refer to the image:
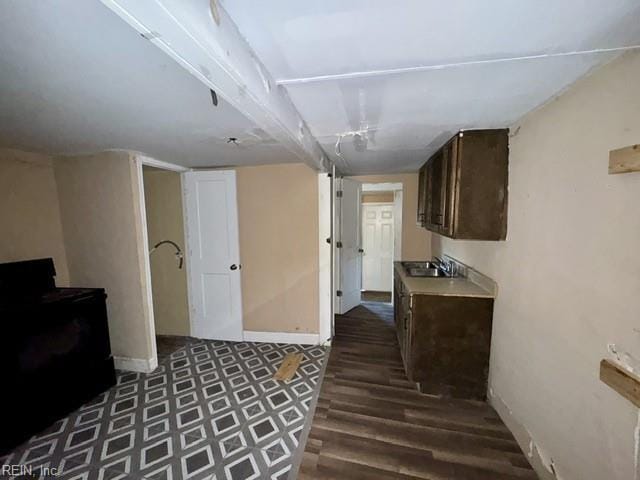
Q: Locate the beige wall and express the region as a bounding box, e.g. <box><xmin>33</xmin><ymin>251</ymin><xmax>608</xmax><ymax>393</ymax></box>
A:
<box><xmin>236</xmin><ymin>163</ymin><xmax>319</xmax><ymax>333</ymax></box>
<box><xmin>54</xmin><ymin>152</ymin><xmax>154</xmax><ymax>362</ymax></box>
<box><xmin>0</xmin><ymin>148</ymin><xmax>70</xmax><ymax>285</ymax></box>
<box><xmin>433</xmin><ymin>51</ymin><xmax>640</xmax><ymax>480</ymax></box>
<box><xmin>143</xmin><ymin>168</ymin><xmax>190</xmax><ymax>336</ymax></box>
<box><xmin>351</xmin><ymin>174</ymin><xmax>431</xmax><ymax>260</ymax></box>
<box><xmin>362</xmin><ymin>192</ymin><xmax>394</xmax><ymax>203</ymax></box>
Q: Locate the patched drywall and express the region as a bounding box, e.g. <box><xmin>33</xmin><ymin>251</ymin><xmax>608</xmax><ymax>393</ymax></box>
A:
<box><xmin>351</xmin><ymin>174</ymin><xmax>431</xmax><ymax>260</ymax></box>
<box><xmin>433</xmin><ymin>51</ymin><xmax>640</xmax><ymax>480</ymax></box>
<box><xmin>0</xmin><ymin>148</ymin><xmax>70</xmax><ymax>285</ymax></box>
<box><xmin>226</xmin><ymin>1</ymin><xmax>640</xmax><ymax>173</ymax></box>
<box><xmin>0</xmin><ymin>1</ymin><xmax>304</xmax><ymax>170</ymax></box>
<box><xmin>236</xmin><ymin>163</ymin><xmax>319</xmax><ymax>333</ymax></box>
<box><xmin>54</xmin><ymin>152</ymin><xmax>154</xmax><ymax>363</ymax></box>
<box><xmin>143</xmin><ymin>167</ymin><xmax>190</xmax><ymax>337</ymax></box>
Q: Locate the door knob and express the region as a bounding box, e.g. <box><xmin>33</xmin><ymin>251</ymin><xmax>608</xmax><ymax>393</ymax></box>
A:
<box><xmin>230</xmin><ymin>264</ymin><xmax>238</xmax><ymax>270</ymax></box>
<box><xmin>358</xmin><ymin>248</ymin><xmax>364</xmax><ymax>253</ymax></box>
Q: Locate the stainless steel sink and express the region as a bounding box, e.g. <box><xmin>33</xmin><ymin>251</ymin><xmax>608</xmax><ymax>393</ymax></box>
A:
<box><xmin>406</xmin><ymin>267</ymin><xmax>450</xmax><ymax>277</ymax></box>
<box><xmin>401</xmin><ymin>261</ymin><xmax>438</xmax><ymax>269</ymax></box>
<box><xmin>401</xmin><ymin>260</ymin><xmax>458</xmax><ymax>278</ymax></box>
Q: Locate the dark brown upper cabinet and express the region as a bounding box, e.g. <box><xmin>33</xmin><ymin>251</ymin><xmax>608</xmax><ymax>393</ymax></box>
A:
<box><xmin>420</xmin><ymin>129</ymin><xmax>509</xmax><ymax>240</ymax></box>
<box><xmin>417</xmin><ymin>163</ymin><xmax>427</xmax><ymax>226</ymax></box>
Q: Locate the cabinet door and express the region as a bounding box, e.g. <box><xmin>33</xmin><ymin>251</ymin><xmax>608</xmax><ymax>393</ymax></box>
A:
<box><xmin>417</xmin><ymin>164</ymin><xmax>427</xmax><ymax>226</ymax></box>
<box><xmin>440</xmin><ymin>137</ymin><xmax>458</xmax><ymax>236</ymax></box>
<box><xmin>393</xmin><ymin>275</ymin><xmax>402</xmax><ymax>329</ymax></box>
<box><xmin>425</xmin><ymin>151</ymin><xmax>445</xmax><ymax>231</ymax></box>
<box><xmin>399</xmin><ymin>297</ymin><xmax>412</xmax><ymax>379</ymax></box>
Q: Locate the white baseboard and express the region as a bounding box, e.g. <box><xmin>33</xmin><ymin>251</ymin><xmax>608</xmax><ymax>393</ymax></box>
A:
<box><xmin>114</xmin><ymin>355</ymin><xmax>158</xmax><ymax>373</ymax></box>
<box><xmin>243</xmin><ymin>331</ymin><xmax>320</xmax><ymax>345</ymax></box>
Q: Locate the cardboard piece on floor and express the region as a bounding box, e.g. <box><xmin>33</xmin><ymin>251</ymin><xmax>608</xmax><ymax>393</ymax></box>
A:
<box><xmin>274</xmin><ymin>352</ymin><xmax>304</xmax><ymax>382</ymax></box>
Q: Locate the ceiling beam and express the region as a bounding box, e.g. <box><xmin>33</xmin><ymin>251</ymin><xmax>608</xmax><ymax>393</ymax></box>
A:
<box><xmin>100</xmin><ymin>0</ymin><xmax>330</xmax><ymax>171</ymax></box>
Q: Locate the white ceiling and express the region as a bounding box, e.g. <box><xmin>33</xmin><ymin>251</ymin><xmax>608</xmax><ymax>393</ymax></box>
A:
<box><xmin>223</xmin><ymin>0</ymin><xmax>640</xmax><ymax>173</ymax></box>
<box><xmin>2</xmin><ymin>1</ymin><xmax>640</xmax><ymax>173</ymax></box>
<box><xmin>0</xmin><ymin>0</ymin><xmax>300</xmax><ymax>167</ymax></box>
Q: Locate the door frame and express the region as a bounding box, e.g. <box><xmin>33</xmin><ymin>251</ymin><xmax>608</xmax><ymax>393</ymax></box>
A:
<box><xmin>361</xmin><ymin>183</ymin><xmax>403</xmax><ymax>262</ymax></box>
<box><xmin>135</xmin><ymin>154</ymin><xmax>191</xmax><ymax>371</ymax></box>
<box><xmin>361</xmin><ymin>183</ymin><xmax>403</xmax><ymax>306</ymax></box>
<box><xmin>361</xmin><ymin>201</ymin><xmax>395</xmax><ymax>292</ymax></box>
<box><xmin>318</xmin><ymin>170</ymin><xmax>333</xmax><ymax>345</ymax></box>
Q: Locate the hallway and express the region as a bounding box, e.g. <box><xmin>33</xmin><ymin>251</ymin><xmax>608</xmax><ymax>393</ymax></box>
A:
<box><xmin>298</xmin><ymin>302</ymin><xmax>536</xmax><ymax>479</ymax></box>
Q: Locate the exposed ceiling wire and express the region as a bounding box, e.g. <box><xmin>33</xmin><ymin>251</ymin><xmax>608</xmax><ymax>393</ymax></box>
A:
<box><xmin>276</xmin><ymin>44</ymin><xmax>640</xmax><ymax>85</ymax></box>
<box><xmin>334</xmin><ymin>128</ymin><xmax>375</xmax><ymax>173</ymax></box>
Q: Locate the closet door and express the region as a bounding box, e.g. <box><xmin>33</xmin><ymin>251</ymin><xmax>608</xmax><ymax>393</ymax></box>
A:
<box><xmin>183</xmin><ymin>170</ymin><xmax>243</xmax><ymax>341</ymax></box>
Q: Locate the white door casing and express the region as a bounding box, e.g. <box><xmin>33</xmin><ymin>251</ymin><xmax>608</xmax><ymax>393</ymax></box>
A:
<box><xmin>318</xmin><ymin>172</ymin><xmax>333</xmax><ymax>344</ymax></box>
<box><xmin>183</xmin><ymin>170</ymin><xmax>243</xmax><ymax>341</ymax></box>
<box><xmin>362</xmin><ymin>204</ymin><xmax>394</xmax><ymax>292</ymax></box>
<box><xmin>338</xmin><ymin>178</ymin><xmax>362</xmax><ymax>313</ymax></box>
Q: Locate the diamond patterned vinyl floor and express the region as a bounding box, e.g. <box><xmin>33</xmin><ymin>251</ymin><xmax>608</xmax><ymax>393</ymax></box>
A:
<box><xmin>1</xmin><ymin>339</ymin><xmax>327</xmax><ymax>480</ymax></box>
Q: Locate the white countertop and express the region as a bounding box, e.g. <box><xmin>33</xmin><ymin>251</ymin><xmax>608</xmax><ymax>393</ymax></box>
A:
<box><xmin>394</xmin><ymin>262</ymin><xmax>495</xmax><ymax>298</ymax></box>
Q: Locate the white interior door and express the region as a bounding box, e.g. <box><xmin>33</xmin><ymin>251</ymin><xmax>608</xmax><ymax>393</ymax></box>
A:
<box><xmin>362</xmin><ymin>204</ymin><xmax>394</xmax><ymax>292</ymax></box>
<box><xmin>338</xmin><ymin>178</ymin><xmax>362</xmax><ymax>313</ymax></box>
<box><xmin>183</xmin><ymin>170</ymin><xmax>243</xmax><ymax>341</ymax></box>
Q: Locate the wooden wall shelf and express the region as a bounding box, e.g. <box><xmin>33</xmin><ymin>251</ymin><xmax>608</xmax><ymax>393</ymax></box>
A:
<box><xmin>600</xmin><ymin>359</ymin><xmax>640</xmax><ymax>408</ymax></box>
<box><xmin>609</xmin><ymin>144</ymin><xmax>640</xmax><ymax>174</ymax></box>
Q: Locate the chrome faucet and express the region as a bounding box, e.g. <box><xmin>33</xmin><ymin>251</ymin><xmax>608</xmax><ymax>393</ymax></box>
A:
<box><xmin>434</xmin><ymin>257</ymin><xmax>456</xmax><ymax>277</ymax></box>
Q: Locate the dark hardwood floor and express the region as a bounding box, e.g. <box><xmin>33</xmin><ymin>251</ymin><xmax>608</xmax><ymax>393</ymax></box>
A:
<box><xmin>298</xmin><ymin>302</ymin><xmax>537</xmax><ymax>479</ymax></box>
<box><xmin>361</xmin><ymin>290</ymin><xmax>392</xmax><ymax>303</ymax></box>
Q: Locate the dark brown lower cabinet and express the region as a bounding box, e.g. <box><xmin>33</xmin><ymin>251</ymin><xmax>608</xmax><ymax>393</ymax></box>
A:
<box><xmin>395</xmin><ymin>274</ymin><xmax>494</xmax><ymax>401</ymax></box>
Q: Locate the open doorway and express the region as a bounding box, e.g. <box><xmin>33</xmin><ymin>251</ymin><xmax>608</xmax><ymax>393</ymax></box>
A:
<box><xmin>360</xmin><ymin>183</ymin><xmax>402</xmax><ymax>303</ymax></box>
<box><xmin>361</xmin><ymin>192</ymin><xmax>394</xmax><ymax>303</ymax></box>
<box><xmin>334</xmin><ymin>180</ymin><xmax>403</xmax><ymax>314</ymax></box>
<box><xmin>141</xmin><ymin>165</ymin><xmax>191</xmax><ymax>360</ymax></box>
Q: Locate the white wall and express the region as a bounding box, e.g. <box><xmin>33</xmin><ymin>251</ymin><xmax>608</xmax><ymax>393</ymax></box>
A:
<box><xmin>432</xmin><ymin>51</ymin><xmax>640</xmax><ymax>480</ymax></box>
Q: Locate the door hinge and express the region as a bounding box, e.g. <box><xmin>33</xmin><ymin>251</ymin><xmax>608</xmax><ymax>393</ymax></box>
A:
<box><xmin>336</xmin><ymin>241</ymin><xmax>342</xmax><ymax>248</ymax></box>
<box><xmin>336</xmin><ymin>290</ymin><xmax>343</xmax><ymax>297</ymax></box>
<box><xmin>336</xmin><ymin>190</ymin><xmax>343</xmax><ymax>198</ymax></box>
